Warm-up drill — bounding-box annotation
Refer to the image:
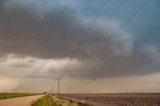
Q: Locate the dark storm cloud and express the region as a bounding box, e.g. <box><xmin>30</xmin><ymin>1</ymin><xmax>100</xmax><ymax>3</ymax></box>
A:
<box><xmin>0</xmin><ymin>0</ymin><xmax>84</xmax><ymax>58</ymax></box>
<box><xmin>0</xmin><ymin>0</ymin><xmax>160</xmax><ymax>79</ymax></box>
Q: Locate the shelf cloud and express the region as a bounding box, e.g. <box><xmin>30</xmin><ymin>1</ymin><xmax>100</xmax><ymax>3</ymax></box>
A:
<box><xmin>0</xmin><ymin>0</ymin><xmax>160</xmax><ymax>92</ymax></box>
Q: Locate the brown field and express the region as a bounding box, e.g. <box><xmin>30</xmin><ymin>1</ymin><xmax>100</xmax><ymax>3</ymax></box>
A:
<box><xmin>58</xmin><ymin>93</ymin><xmax>160</xmax><ymax>106</ymax></box>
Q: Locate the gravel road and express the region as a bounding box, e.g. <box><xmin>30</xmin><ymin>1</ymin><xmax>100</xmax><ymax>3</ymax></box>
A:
<box><xmin>0</xmin><ymin>95</ymin><xmax>44</xmax><ymax>106</ymax></box>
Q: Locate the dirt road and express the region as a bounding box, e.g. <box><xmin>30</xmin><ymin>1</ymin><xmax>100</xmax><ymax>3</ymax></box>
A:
<box><xmin>0</xmin><ymin>95</ymin><xmax>44</xmax><ymax>106</ymax></box>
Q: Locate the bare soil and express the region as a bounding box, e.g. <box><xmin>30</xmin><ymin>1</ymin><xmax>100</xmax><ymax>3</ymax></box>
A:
<box><xmin>59</xmin><ymin>93</ymin><xmax>160</xmax><ymax>106</ymax></box>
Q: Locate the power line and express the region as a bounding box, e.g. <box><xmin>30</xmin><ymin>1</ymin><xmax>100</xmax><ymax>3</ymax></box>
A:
<box><xmin>70</xmin><ymin>0</ymin><xmax>124</xmax><ymax>76</ymax></box>
<box><xmin>91</xmin><ymin>0</ymin><xmax>150</xmax><ymax>55</ymax></box>
<box><xmin>58</xmin><ymin>0</ymin><xmax>150</xmax><ymax>78</ymax></box>
<box><xmin>75</xmin><ymin>0</ymin><xmax>109</xmax><ymax>55</ymax></box>
<box><xmin>84</xmin><ymin>0</ymin><xmax>126</xmax><ymax>50</ymax></box>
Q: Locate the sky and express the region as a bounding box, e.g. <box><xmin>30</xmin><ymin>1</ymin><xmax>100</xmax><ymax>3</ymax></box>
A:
<box><xmin>0</xmin><ymin>0</ymin><xmax>160</xmax><ymax>93</ymax></box>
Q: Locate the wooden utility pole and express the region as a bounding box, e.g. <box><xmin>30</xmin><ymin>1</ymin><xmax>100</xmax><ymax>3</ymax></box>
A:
<box><xmin>55</xmin><ymin>78</ymin><xmax>62</xmax><ymax>94</ymax></box>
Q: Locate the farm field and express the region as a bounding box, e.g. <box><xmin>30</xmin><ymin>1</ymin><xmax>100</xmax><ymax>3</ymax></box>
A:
<box><xmin>59</xmin><ymin>93</ymin><xmax>160</xmax><ymax>106</ymax></box>
<box><xmin>0</xmin><ymin>93</ymin><xmax>39</xmax><ymax>100</ymax></box>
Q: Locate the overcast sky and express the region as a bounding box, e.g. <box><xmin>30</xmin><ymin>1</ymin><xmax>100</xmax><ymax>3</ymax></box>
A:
<box><xmin>0</xmin><ymin>0</ymin><xmax>160</xmax><ymax>93</ymax></box>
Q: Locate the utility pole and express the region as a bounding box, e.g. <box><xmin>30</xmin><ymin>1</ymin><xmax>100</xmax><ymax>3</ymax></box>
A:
<box><xmin>55</xmin><ymin>78</ymin><xmax>62</xmax><ymax>95</ymax></box>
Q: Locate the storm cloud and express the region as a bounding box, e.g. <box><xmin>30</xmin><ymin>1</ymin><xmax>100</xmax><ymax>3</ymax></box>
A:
<box><xmin>0</xmin><ymin>0</ymin><xmax>160</xmax><ymax>92</ymax></box>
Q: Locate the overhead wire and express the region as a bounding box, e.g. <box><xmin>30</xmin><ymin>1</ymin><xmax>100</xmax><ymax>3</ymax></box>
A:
<box><xmin>59</xmin><ymin>0</ymin><xmax>151</xmax><ymax>78</ymax></box>
<box><xmin>75</xmin><ymin>0</ymin><xmax>110</xmax><ymax>56</ymax></box>
<box><xmin>90</xmin><ymin>0</ymin><xmax>151</xmax><ymax>55</ymax></box>
<box><xmin>84</xmin><ymin>0</ymin><xmax>126</xmax><ymax>51</ymax></box>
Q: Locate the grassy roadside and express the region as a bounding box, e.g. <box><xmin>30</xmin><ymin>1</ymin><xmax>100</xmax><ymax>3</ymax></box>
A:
<box><xmin>32</xmin><ymin>95</ymin><xmax>93</xmax><ymax>106</ymax></box>
<box><xmin>32</xmin><ymin>95</ymin><xmax>63</xmax><ymax>106</ymax></box>
<box><xmin>32</xmin><ymin>95</ymin><xmax>52</xmax><ymax>106</ymax></box>
<box><xmin>57</xmin><ymin>96</ymin><xmax>94</xmax><ymax>106</ymax></box>
<box><xmin>54</xmin><ymin>96</ymin><xmax>93</xmax><ymax>106</ymax></box>
<box><xmin>0</xmin><ymin>93</ymin><xmax>39</xmax><ymax>100</ymax></box>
